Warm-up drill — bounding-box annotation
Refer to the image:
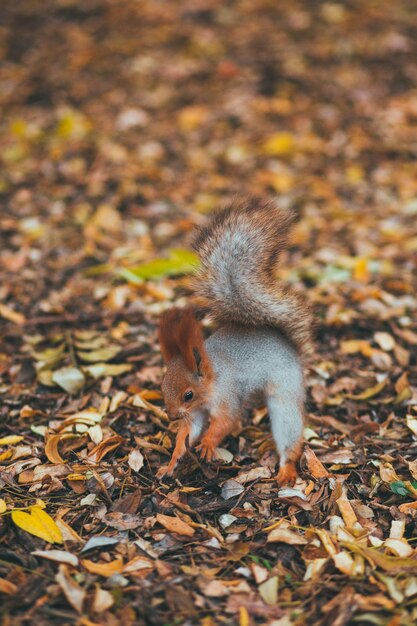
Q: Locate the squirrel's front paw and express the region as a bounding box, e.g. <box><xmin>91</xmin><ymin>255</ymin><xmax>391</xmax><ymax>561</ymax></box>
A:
<box><xmin>196</xmin><ymin>438</ymin><xmax>215</xmax><ymax>462</ymax></box>
<box><xmin>156</xmin><ymin>461</ymin><xmax>176</xmax><ymax>479</ymax></box>
<box><xmin>276</xmin><ymin>463</ymin><xmax>298</xmax><ymax>487</ymax></box>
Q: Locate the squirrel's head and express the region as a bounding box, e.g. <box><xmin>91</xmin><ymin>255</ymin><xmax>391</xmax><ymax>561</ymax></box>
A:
<box><xmin>158</xmin><ymin>307</ymin><xmax>213</xmax><ymax>419</ymax></box>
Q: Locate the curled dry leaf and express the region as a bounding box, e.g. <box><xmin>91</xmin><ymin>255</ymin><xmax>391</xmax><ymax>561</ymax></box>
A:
<box><xmin>384</xmin><ymin>539</ymin><xmax>414</xmax><ymax>558</ymax></box>
<box><xmin>88</xmin><ymin>435</ymin><xmax>123</xmax><ymax>463</ymax></box>
<box><xmin>55</xmin><ymin>564</ymin><xmax>86</xmax><ymax>613</ymax></box>
<box><xmin>103</xmin><ymin>512</ymin><xmax>142</xmax><ymax>530</ymax></box>
<box><xmin>235</xmin><ymin>466</ymin><xmax>271</xmax><ymax>484</ymax></box>
<box><xmin>80</xmin><ymin>536</ymin><xmax>120</xmax><ymax>554</ymax></box>
<box><xmin>44</xmin><ymin>434</ymin><xmax>65</xmax><ymax>464</ymax></box>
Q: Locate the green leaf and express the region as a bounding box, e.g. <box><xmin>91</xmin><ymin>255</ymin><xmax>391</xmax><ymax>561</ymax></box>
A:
<box><xmin>390</xmin><ymin>481</ymin><xmax>411</xmax><ymax>497</ymax></box>
<box><xmin>118</xmin><ymin>248</ymin><xmax>199</xmax><ymax>282</ymax></box>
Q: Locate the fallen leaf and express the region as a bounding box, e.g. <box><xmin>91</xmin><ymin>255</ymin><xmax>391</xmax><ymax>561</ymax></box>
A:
<box><xmin>258</xmin><ymin>576</ymin><xmax>278</xmax><ymax>606</ymax></box>
<box><xmin>267</xmin><ymin>526</ymin><xmax>307</xmax><ymax>545</ymax></box>
<box><xmin>262</xmin><ymin>132</ymin><xmax>295</xmax><ymax>156</ymax></box>
<box><xmin>156</xmin><ymin>513</ymin><xmax>195</xmax><ymax>537</ymax></box>
<box><xmin>11</xmin><ymin>507</ymin><xmax>63</xmax><ymax>544</ymax></box>
<box><xmin>80</xmin><ymin>536</ymin><xmax>120</xmax><ymax>554</ymax></box>
<box><xmin>81</xmin><ymin>558</ymin><xmax>123</xmax><ymax>577</ymax></box>
<box><xmin>56</xmin><ymin>564</ymin><xmax>86</xmax><ymax>613</ymax></box>
<box><xmin>221</xmin><ymin>479</ymin><xmax>245</xmax><ymax>500</ymax></box>
<box><xmin>88</xmin><ymin>435</ymin><xmax>123</xmax><ymax>463</ymax></box>
<box><xmin>92</xmin><ymin>586</ymin><xmax>114</xmax><ymax>613</ymax></box>
<box><xmin>32</xmin><ymin>549</ymin><xmax>79</xmax><ymax>567</ymax></box>
<box><xmin>44</xmin><ymin>434</ymin><xmax>65</xmax><ymax>464</ymax></box>
<box><xmin>304</xmin><ymin>447</ymin><xmax>330</xmax><ymax>478</ymax></box>
<box><xmin>52</xmin><ymin>367</ymin><xmax>85</xmax><ymax>394</ymax></box>
<box><xmin>0</xmin><ymin>578</ymin><xmax>17</xmax><ymax>595</ymax></box>
<box><xmin>0</xmin><ymin>435</ymin><xmax>24</xmax><ymax>445</ymax></box>
<box><xmin>128</xmin><ymin>448</ymin><xmax>144</xmax><ymax>472</ymax></box>
<box><xmin>0</xmin><ymin>303</ymin><xmax>25</xmax><ymax>325</ymax></box>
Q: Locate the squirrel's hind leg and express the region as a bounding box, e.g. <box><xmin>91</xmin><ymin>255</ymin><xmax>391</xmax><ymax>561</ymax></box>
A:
<box><xmin>266</xmin><ymin>391</ymin><xmax>304</xmax><ymax>486</ymax></box>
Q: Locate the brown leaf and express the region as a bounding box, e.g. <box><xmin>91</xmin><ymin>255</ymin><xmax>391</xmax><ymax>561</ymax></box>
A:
<box><xmin>267</xmin><ymin>526</ymin><xmax>308</xmax><ymax>545</ymax></box>
<box><xmin>88</xmin><ymin>435</ymin><xmax>123</xmax><ymax>463</ymax></box>
<box><xmin>0</xmin><ymin>578</ymin><xmax>17</xmax><ymax>595</ymax></box>
<box><xmin>156</xmin><ymin>513</ymin><xmax>195</xmax><ymax>537</ymax></box>
<box><xmin>92</xmin><ymin>586</ymin><xmax>114</xmax><ymax>613</ymax></box>
<box><xmin>55</xmin><ymin>564</ymin><xmax>86</xmax><ymax>613</ymax></box>
<box><xmin>44</xmin><ymin>434</ymin><xmax>65</xmax><ymax>464</ymax></box>
<box><xmin>304</xmin><ymin>446</ymin><xmax>330</xmax><ymax>478</ymax></box>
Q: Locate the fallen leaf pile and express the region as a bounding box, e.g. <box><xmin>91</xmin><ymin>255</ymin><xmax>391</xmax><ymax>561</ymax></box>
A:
<box><xmin>1</xmin><ymin>1</ymin><xmax>417</xmax><ymax>625</ymax></box>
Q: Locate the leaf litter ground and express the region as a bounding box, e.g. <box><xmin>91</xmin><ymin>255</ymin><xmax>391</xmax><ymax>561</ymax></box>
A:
<box><xmin>1</xmin><ymin>1</ymin><xmax>417</xmax><ymax>625</ymax></box>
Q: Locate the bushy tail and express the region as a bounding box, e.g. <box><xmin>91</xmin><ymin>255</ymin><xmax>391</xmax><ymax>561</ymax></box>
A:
<box><xmin>192</xmin><ymin>198</ymin><xmax>313</xmax><ymax>356</ymax></box>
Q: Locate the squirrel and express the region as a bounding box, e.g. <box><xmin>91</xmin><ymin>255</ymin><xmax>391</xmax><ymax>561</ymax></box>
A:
<box><xmin>157</xmin><ymin>197</ymin><xmax>313</xmax><ymax>485</ymax></box>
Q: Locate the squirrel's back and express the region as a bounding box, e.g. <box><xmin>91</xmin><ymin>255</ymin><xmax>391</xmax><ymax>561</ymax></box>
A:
<box><xmin>192</xmin><ymin>197</ymin><xmax>313</xmax><ymax>356</ymax></box>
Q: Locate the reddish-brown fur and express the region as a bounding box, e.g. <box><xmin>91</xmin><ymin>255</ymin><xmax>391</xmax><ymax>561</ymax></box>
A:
<box><xmin>158</xmin><ymin>307</ymin><xmax>212</xmax><ymax>378</ymax></box>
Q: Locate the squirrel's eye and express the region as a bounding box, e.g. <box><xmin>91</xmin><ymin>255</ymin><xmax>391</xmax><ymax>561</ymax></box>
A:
<box><xmin>183</xmin><ymin>390</ymin><xmax>194</xmax><ymax>402</ymax></box>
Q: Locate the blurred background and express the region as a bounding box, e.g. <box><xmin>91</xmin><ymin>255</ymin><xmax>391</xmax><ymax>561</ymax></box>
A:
<box><xmin>1</xmin><ymin>0</ymin><xmax>417</xmax><ymax>323</ymax></box>
<box><xmin>0</xmin><ymin>0</ymin><xmax>417</xmax><ymax>320</ymax></box>
<box><xmin>0</xmin><ymin>0</ymin><xmax>417</xmax><ymax>294</ymax></box>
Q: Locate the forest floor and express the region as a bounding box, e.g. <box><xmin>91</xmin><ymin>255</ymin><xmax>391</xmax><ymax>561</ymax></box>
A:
<box><xmin>1</xmin><ymin>1</ymin><xmax>417</xmax><ymax>625</ymax></box>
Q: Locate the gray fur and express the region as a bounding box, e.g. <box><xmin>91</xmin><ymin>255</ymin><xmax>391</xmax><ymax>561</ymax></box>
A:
<box><xmin>204</xmin><ymin>326</ymin><xmax>304</xmax><ymax>457</ymax></box>
<box><xmin>192</xmin><ymin>198</ymin><xmax>313</xmax><ymax>356</ymax></box>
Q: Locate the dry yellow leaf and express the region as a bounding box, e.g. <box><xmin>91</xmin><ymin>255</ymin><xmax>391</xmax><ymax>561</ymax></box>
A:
<box><xmin>11</xmin><ymin>507</ymin><xmax>63</xmax><ymax>544</ymax></box>
<box><xmin>262</xmin><ymin>132</ymin><xmax>295</xmax><ymax>156</ymax></box>
<box><xmin>239</xmin><ymin>606</ymin><xmax>250</xmax><ymax>626</ymax></box>
<box><xmin>0</xmin><ymin>435</ymin><xmax>24</xmax><ymax>446</ymax></box>
<box><xmin>353</xmin><ymin>257</ymin><xmax>370</xmax><ymax>282</ymax></box>
<box><xmin>0</xmin><ymin>450</ymin><xmax>13</xmax><ymax>462</ymax></box>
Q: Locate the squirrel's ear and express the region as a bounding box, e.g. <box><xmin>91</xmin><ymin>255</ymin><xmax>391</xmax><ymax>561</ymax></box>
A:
<box><xmin>158</xmin><ymin>307</ymin><xmax>212</xmax><ymax>378</ymax></box>
<box><xmin>158</xmin><ymin>309</ymin><xmax>182</xmax><ymax>363</ymax></box>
